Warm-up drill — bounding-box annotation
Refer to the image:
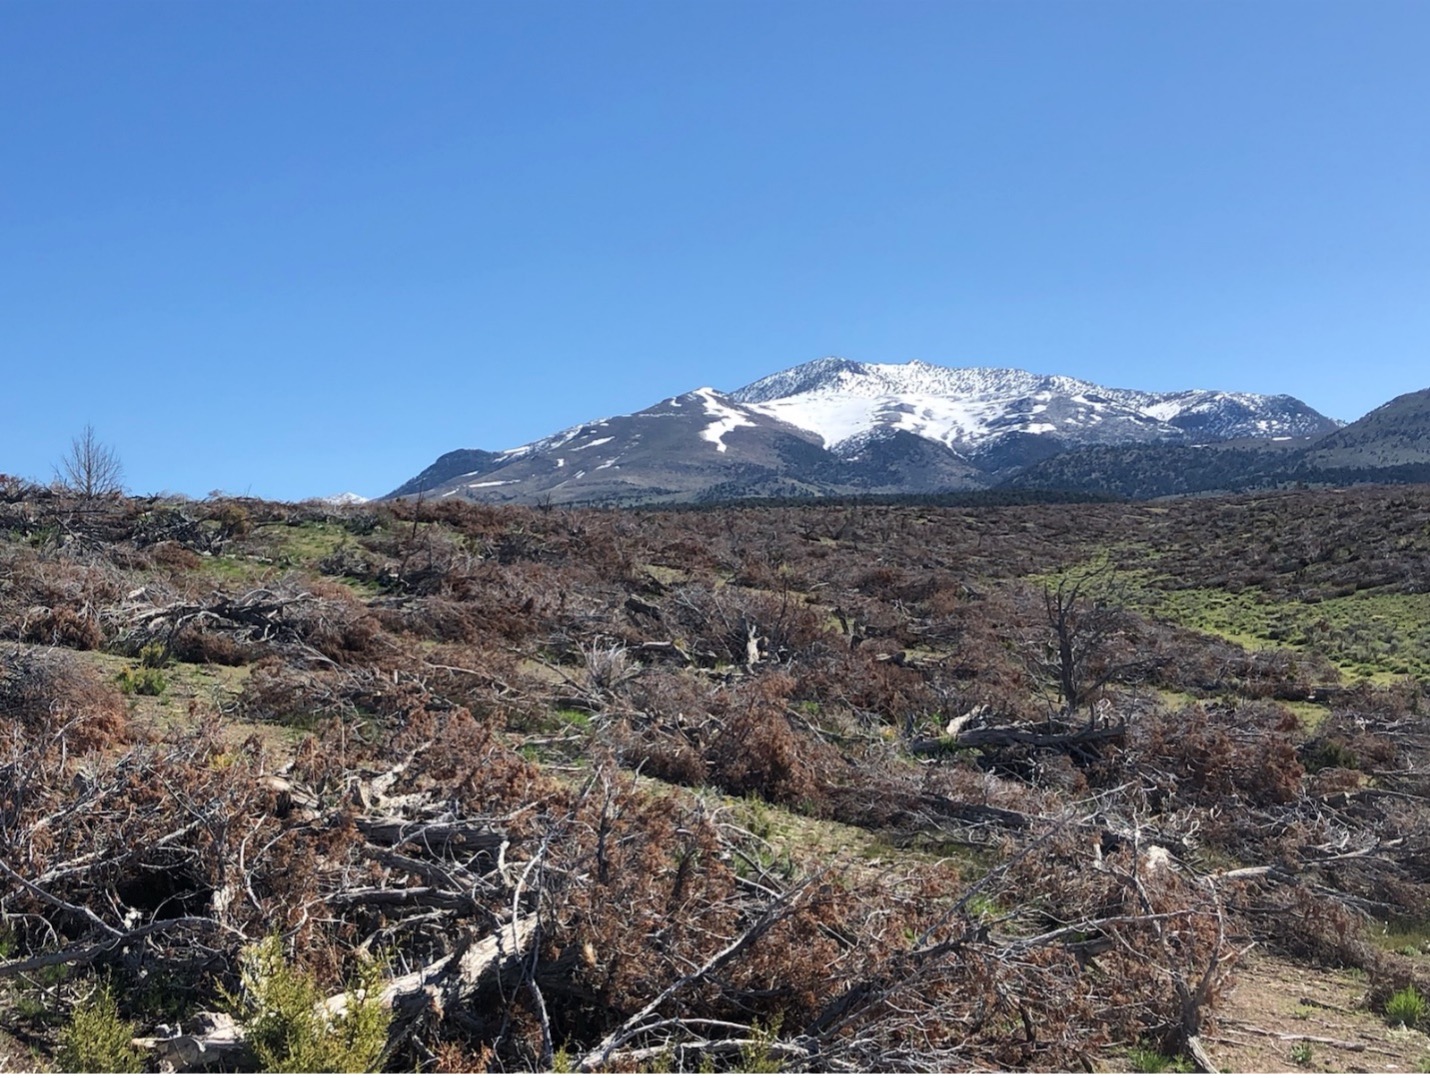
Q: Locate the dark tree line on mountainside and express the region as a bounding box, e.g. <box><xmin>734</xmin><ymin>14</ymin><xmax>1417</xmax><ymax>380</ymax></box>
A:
<box><xmin>1006</xmin><ymin>440</ymin><xmax>1430</xmax><ymax>501</ymax></box>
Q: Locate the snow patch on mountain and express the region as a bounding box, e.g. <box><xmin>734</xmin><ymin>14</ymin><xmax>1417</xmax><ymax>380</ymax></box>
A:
<box><xmin>694</xmin><ymin>387</ymin><xmax>755</xmax><ymax>453</ymax></box>
<box><xmin>734</xmin><ymin>359</ymin><xmax>1093</xmax><ymax>406</ymax></box>
<box><xmin>729</xmin><ymin>358</ymin><xmax>1336</xmax><ymax>451</ymax></box>
<box><xmin>384</xmin><ymin>355</ymin><xmax>1340</xmax><ymax>505</ymax></box>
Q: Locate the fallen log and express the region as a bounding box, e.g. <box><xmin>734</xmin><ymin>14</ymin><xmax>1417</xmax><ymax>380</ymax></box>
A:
<box><xmin>909</xmin><ymin>721</ymin><xmax>1126</xmax><ymax>757</ymax></box>
<box><xmin>920</xmin><ymin>794</ymin><xmax>1035</xmax><ymax>831</ymax></box>
<box><xmin>0</xmin><ymin>917</ymin><xmax>243</xmax><ymax>979</ymax></box>
<box><xmin>356</xmin><ymin>817</ymin><xmax>506</xmax><ymax>856</ymax></box>
<box><xmin>1185</xmin><ymin>1034</ymin><xmax>1218</xmax><ymax>1073</ymax></box>
<box><xmin>1217</xmin><ymin>865</ymin><xmax>1400</xmax><ymax>918</ymax></box>
<box><xmin>1207</xmin><ymin>1031</ymin><xmax>1401</xmax><ymax>1063</ymax></box>
<box><xmin>364</xmin><ymin>844</ymin><xmax>488</xmax><ymax>894</ymax></box>
<box><xmin>1221</xmin><ymin>1022</ymin><xmax>1368</xmax><ymax>1050</ymax></box>
<box><xmin>1297</xmin><ymin>994</ymin><xmax>1357</xmax><ymax>1015</ymax></box>
<box><xmin>134</xmin><ymin>1011</ymin><xmax>244</xmax><ymax>1071</ymax></box>
<box><xmin>127</xmin><ymin>588</ymin><xmax>316</xmax><ymax>640</ymax></box>
<box><xmin>629</xmin><ymin>640</ymin><xmax>692</xmax><ymax>664</ymax></box>
<box><xmin>329</xmin><ymin>913</ymin><xmax>537</xmax><ymax>1018</ymax></box>
<box><xmin>957</xmin><ymin>722</ymin><xmax>1126</xmax><ymax>750</ymax></box>
<box><xmin>325</xmin><ymin>885</ymin><xmax>450</xmax><ymax>910</ymax></box>
<box><xmin>604</xmin><ymin>1036</ymin><xmax>814</xmax><ymax>1069</ymax></box>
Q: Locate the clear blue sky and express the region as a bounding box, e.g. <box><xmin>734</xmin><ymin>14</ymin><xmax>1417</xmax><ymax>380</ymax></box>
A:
<box><xmin>3</xmin><ymin>0</ymin><xmax>1426</xmax><ymax>499</ymax></box>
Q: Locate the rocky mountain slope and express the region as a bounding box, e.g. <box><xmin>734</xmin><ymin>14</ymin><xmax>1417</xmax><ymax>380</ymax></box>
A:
<box><xmin>732</xmin><ymin>357</ymin><xmax>1334</xmax><ymax>464</ymax></box>
<box><xmin>385</xmin><ymin>358</ymin><xmax>1341</xmax><ymax>505</ymax></box>
<box><xmin>1011</xmin><ymin>387</ymin><xmax>1430</xmax><ymax>500</ymax></box>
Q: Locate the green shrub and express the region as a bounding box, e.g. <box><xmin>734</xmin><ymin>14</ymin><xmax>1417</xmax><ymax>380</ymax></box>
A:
<box><xmin>225</xmin><ymin>935</ymin><xmax>390</xmax><ymax>1073</ymax></box>
<box><xmin>116</xmin><ymin>665</ymin><xmax>166</xmax><ymax>696</ymax></box>
<box><xmin>1290</xmin><ymin>1040</ymin><xmax>1314</xmax><ymax>1067</ymax></box>
<box><xmin>137</xmin><ymin>642</ymin><xmax>168</xmax><ymax>669</ymax></box>
<box><xmin>56</xmin><ymin>984</ymin><xmax>144</xmax><ymax>1073</ymax></box>
<box><xmin>210</xmin><ymin>501</ymin><xmax>252</xmax><ymax>540</ymax></box>
<box><xmin>1303</xmin><ymin>738</ymin><xmax>1358</xmax><ymax>772</ymax></box>
<box><xmin>738</xmin><ymin>1016</ymin><xmax>785</xmax><ymax>1073</ymax></box>
<box><xmin>1385</xmin><ymin>985</ymin><xmax>1426</xmax><ymax>1028</ymax></box>
<box><xmin>1127</xmin><ymin>1045</ymin><xmax>1193</xmax><ymax>1073</ymax></box>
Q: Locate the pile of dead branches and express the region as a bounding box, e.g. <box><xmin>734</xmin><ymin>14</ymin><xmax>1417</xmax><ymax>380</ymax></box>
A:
<box><xmin>0</xmin><ymin>664</ymin><xmax>1269</xmax><ymax>1073</ymax></box>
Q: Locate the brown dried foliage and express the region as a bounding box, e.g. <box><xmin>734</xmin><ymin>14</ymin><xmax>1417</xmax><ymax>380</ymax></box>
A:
<box><xmin>1</xmin><ymin>486</ymin><xmax>1428</xmax><ymax>1070</ymax></box>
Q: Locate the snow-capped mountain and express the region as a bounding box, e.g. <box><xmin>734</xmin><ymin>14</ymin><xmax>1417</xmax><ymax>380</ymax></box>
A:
<box><xmin>384</xmin><ymin>358</ymin><xmax>1340</xmax><ymax>505</ymax></box>
<box><xmin>732</xmin><ymin>358</ymin><xmax>1336</xmax><ymax>464</ymax></box>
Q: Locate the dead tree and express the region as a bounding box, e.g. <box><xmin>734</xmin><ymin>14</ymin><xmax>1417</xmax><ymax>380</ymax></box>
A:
<box><xmin>56</xmin><ymin>424</ymin><xmax>124</xmax><ymax>501</ymax></box>
<box><xmin>1028</xmin><ymin>561</ymin><xmax>1142</xmax><ymax>723</ymax></box>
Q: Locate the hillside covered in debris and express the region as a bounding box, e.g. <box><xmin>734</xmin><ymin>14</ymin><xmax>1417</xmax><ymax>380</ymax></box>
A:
<box><xmin>0</xmin><ymin>478</ymin><xmax>1428</xmax><ymax>1072</ymax></box>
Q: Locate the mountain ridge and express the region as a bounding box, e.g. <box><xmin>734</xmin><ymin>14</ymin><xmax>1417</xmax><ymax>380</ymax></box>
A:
<box><xmin>731</xmin><ymin>357</ymin><xmax>1338</xmax><ymax>456</ymax></box>
<box><xmin>1008</xmin><ymin>387</ymin><xmax>1430</xmax><ymax>499</ymax></box>
<box><xmin>384</xmin><ymin>357</ymin><xmax>1351</xmax><ymax>505</ymax></box>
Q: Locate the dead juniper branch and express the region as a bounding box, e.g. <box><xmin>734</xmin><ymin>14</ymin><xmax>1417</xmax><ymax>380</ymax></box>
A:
<box><xmin>122</xmin><ymin>587</ymin><xmax>320</xmax><ymax>659</ymax></box>
<box><xmin>1096</xmin><ymin>829</ymin><xmax>1252</xmax><ymax>1059</ymax></box>
<box><xmin>575</xmin><ymin>876</ymin><xmax>819</xmax><ymax>1072</ymax></box>
<box><xmin>602</xmin><ymin>1031</ymin><xmax>815</xmax><ymax>1071</ymax></box>
<box><xmin>0</xmin><ymin>916</ymin><xmax>247</xmax><ymax>979</ymax></box>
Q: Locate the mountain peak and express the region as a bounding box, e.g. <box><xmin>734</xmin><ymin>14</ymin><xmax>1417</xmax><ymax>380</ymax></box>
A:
<box><xmin>726</xmin><ymin>358</ymin><xmax>1337</xmax><ymax>454</ymax></box>
<box><xmin>733</xmin><ymin>358</ymin><xmax>1107</xmax><ymax>409</ymax></box>
<box><xmin>730</xmin><ymin>356</ymin><xmax>870</xmax><ymax>403</ymax></box>
<box><xmin>385</xmin><ymin>356</ymin><xmax>1342</xmax><ymax>505</ymax></box>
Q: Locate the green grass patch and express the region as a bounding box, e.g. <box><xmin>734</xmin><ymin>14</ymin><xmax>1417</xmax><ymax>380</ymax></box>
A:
<box><xmin>1370</xmin><ymin>917</ymin><xmax>1430</xmax><ymax>958</ymax></box>
<box><xmin>85</xmin><ymin>652</ymin><xmax>254</xmax><ymax>739</ymax></box>
<box><xmin>256</xmin><ymin>520</ymin><xmax>354</xmax><ymax>569</ymax></box>
<box><xmin>333</xmin><ymin>574</ymin><xmax>384</xmax><ymax>599</ymax></box>
<box><xmin>1155</xmin><ymin>589</ymin><xmax>1430</xmax><ymax>684</ymax></box>
<box><xmin>1030</xmin><ymin>560</ymin><xmax>1430</xmax><ymax>684</ymax></box>
<box><xmin>1280</xmin><ymin>699</ymin><xmax>1332</xmax><ymax>733</ymax></box>
<box><xmin>200</xmin><ymin>554</ymin><xmax>268</xmax><ymax>585</ymax></box>
<box><xmin>1126</xmin><ymin>1045</ymin><xmax>1193</xmax><ymax>1073</ymax></box>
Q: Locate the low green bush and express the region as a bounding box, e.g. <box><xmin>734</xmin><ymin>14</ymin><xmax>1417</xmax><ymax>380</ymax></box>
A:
<box><xmin>1385</xmin><ymin>985</ymin><xmax>1426</xmax><ymax>1029</ymax></box>
<box><xmin>1127</xmin><ymin>1045</ymin><xmax>1193</xmax><ymax>1073</ymax></box>
<box><xmin>137</xmin><ymin>642</ymin><xmax>168</xmax><ymax>669</ymax></box>
<box><xmin>116</xmin><ymin>665</ymin><xmax>166</xmax><ymax>696</ymax></box>
<box><xmin>57</xmin><ymin>984</ymin><xmax>144</xmax><ymax>1073</ymax></box>
<box><xmin>225</xmin><ymin>935</ymin><xmax>390</xmax><ymax>1072</ymax></box>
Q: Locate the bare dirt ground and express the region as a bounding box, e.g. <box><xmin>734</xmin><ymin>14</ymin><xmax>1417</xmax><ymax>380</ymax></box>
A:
<box><xmin>0</xmin><ymin>1029</ymin><xmax>39</xmax><ymax>1073</ymax></box>
<box><xmin>1205</xmin><ymin>954</ymin><xmax>1430</xmax><ymax>1074</ymax></box>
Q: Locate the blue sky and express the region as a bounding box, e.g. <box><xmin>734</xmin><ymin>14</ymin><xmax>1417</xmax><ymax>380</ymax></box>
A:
<box><xmin>3</xmin><ymin>0</ymin><xmax>1426</xmax><ymax>499</ymax></box>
